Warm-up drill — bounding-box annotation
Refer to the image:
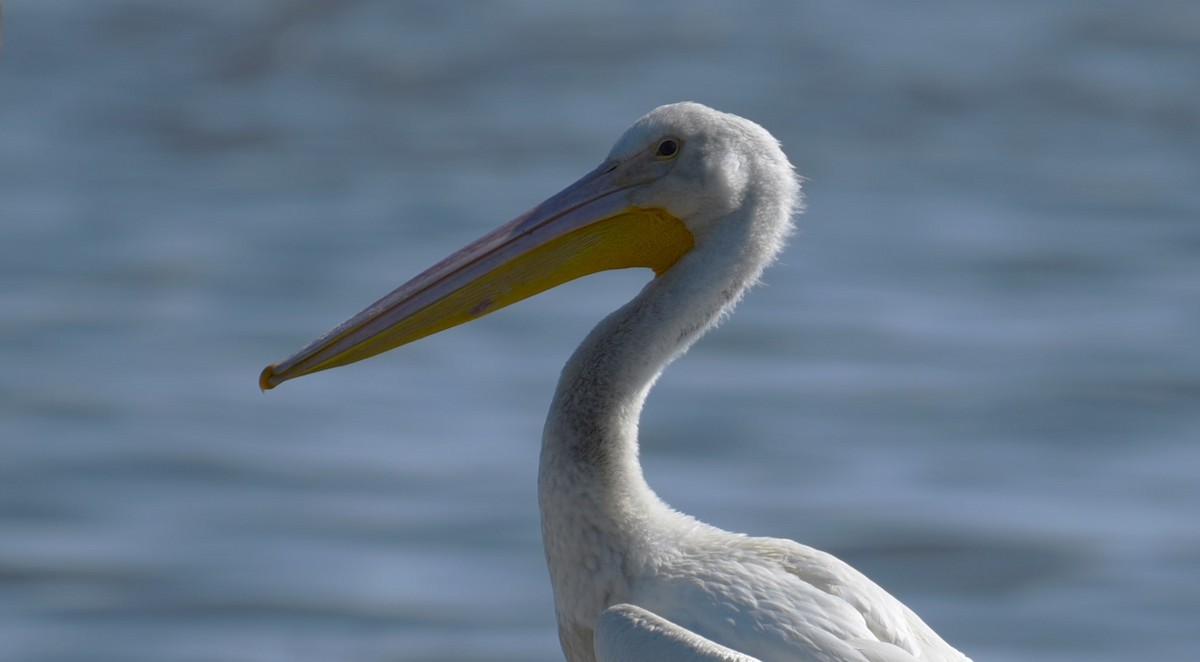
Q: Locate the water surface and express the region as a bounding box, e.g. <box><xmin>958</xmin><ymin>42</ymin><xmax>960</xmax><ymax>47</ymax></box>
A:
<box><xmin>2</xmin><ymin>2</ymin><xmax>1198</xmax><ymax>660</ymax></box>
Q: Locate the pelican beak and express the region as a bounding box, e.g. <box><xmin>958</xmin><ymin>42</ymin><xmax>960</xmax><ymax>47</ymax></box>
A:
<box><xmin>260</xmin><ymin>161</ymin><xmax>694</xmax><ymax>390</ymax></box>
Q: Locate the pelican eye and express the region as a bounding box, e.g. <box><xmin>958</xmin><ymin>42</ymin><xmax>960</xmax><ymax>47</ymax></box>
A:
<box><xmin>654</xmin><ymin>138</ymin><xmax>681</xmax><ymax>160</ymax></box>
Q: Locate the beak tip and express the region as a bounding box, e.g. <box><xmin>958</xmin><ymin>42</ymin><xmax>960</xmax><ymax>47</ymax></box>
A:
<box><xmin>259</xmin><ymin>365</ymin><xmax>281</xmax><ymax>392</ymax></box>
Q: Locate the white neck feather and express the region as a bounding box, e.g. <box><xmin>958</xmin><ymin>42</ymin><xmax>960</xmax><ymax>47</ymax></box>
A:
<box><xmin>537</xmin><ymin>193</ymin><xmax>793</xmax><ymax>656</ymax></box>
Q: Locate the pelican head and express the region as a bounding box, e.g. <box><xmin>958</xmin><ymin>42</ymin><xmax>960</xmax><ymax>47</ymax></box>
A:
<box><xmin>260</xmin><ymin>102</ymin><xmax>799</xmax><ymax>389</ymax></box>
<box><xmin>613</xmin><ymin>102</ymin><xmax>799</xmax><ymax>242</ymax></box>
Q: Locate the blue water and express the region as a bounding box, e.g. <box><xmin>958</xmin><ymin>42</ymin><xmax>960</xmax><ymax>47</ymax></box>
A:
<box><xmin>3</xmin><ymin>2</ymin><xmax>1198</xmax><ymax>660</ymax></box>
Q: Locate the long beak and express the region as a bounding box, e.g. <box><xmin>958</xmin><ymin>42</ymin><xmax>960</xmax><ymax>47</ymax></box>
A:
<box><xmin>260</xmin><ymin>161</ymin><xmax>694</xmax><ymax>390</ymax></box>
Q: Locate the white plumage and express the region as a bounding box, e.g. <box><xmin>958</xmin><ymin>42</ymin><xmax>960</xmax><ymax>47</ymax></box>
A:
<box><xmin>262</xmin><ymin>103</ymin><xmax>971</xmax><ymax>662</ymax></box>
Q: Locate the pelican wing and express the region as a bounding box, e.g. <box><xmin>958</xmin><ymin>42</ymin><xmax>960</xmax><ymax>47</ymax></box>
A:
<box><xmin>626</xmin><ymin>533</ymin><xmax>971</xmax><ymax>662</ymax></box>
<box><xmin>757</xmin><ymin>537</ymin><xmax>971</xmax><ymax>662</ymax></box>
<box><xmin>595</xmin><ymin>604</ymin><xmax>762</xmax><ymax>662</ymax></box>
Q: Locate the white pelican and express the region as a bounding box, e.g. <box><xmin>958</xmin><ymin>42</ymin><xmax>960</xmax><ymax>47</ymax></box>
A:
<box><xmin>261</xmin><ymin>102</ymin><xmax>971</xmax><ymax>662</ymax></box>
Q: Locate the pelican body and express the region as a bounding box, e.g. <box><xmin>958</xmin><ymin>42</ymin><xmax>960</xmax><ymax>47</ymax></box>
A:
<box><xmin>262</xmin><ymin>103</ymin><xmax>971</xmax><ymax>662</ymax></box>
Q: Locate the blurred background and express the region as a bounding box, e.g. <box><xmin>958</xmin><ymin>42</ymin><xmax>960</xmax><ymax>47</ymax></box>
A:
<box><xmin>2</xmin><ymin>1</ymin><xmax>1198</xmax><ymax>660</ymax></box>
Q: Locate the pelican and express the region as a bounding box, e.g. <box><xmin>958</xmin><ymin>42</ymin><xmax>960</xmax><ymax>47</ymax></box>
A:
<box><xmin>261</xmin><ymin>103</ymin><xmax>971</xmax><ymax>662</ymax></box>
